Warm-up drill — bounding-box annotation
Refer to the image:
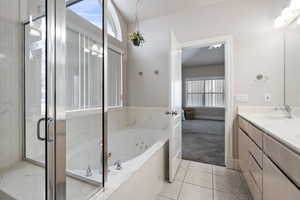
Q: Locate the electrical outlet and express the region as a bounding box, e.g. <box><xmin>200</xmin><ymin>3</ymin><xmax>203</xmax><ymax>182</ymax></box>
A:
<box><xmin>265</xmin><ymin>93</ymin><xmax>271</xmax><ymax>103</ymax></box>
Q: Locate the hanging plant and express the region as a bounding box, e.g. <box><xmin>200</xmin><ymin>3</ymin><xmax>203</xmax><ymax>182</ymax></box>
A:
<box><xmin>129</xmin><ymin>31</ymin><xmax>145</xmax><ymax>47</ymax></box>
<box><xmin>129</xmin><ymin>0</ymin><xmax>145</xmax><ymax>47</ymax></box>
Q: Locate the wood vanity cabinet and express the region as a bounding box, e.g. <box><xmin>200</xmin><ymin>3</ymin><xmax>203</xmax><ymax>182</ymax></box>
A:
<box><xmin>238</xmin><ymin>121</ymin><xmax>262</xmax><ymax>200</ymax></box>
<box><xmin>263</xmin><ymin>155</ymin><xmax>300</xmax><ymax>200</ymax></box>
<box><xmin>238</xmin><ymin>116</ymin><xmax>300</xmax><ymax>200</ymax></box>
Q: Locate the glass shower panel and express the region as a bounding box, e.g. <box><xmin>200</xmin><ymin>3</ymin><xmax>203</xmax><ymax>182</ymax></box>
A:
<box><xmin>25</xmin><ymin>17</ymin><xmax>47</xmax><ymax>164</ymax></box>
<box><xmin>65</xmin><ymin>0</ymin><xmax>105</xmax><ymax>199</ymax></box>
<box><xmin>0</xmin><ymin>0</ymin><xmax>48</xmax><ymax>199</ymax></box>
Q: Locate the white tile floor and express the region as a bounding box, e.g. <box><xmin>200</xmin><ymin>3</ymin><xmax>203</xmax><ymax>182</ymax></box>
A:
<box><xmin>158</xmin><ymin>160</ymin><xmax>252</xmax><ymax>200</ymax></box>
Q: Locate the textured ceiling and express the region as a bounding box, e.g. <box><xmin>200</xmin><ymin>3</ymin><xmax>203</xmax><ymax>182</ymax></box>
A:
<box><xmin>112</xmin><ymin>0</ymin><xmax>226</xmax><ymax>23</ymax></box>
<box><xmin>182</xmin><ymin>45</ymin><xmax>225</xmax><ymax>67</ymax></box>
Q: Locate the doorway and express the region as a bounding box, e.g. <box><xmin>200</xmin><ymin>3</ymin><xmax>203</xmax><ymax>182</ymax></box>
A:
<box><xmin>182</xmin><ymin>44</ymin><xmax>226</xmax><ymax>166</ymax></box>
<box><xmin>170</xmin><ymin>35</ymin><xmax>235</xmax><ymax>170</ymax></box>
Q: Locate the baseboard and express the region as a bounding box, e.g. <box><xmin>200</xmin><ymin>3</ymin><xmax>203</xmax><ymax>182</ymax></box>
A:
<box><xmin>226</xmin><ymin>157</ymin><xmax>240</xmax><ymax>171</ymax></box>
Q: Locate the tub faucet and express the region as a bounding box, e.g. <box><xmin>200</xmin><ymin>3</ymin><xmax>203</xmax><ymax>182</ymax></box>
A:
<box><xmin>284</xmin><ymin>105</ymin><xmax>293</xmax><ymax>119</ymax></box>
<box><xmin>114</xmin><ymin>160</ymin><xmax>122</xmax><ymax>170</ymax></box>
<box><xmin>86</xmin><ymin>165</ymin><xmax>93</xmax><ymax>177</ymax></box>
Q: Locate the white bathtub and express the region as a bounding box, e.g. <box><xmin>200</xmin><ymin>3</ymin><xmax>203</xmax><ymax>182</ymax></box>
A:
<box><xmin>69</xmin><ymin>127</ymin><xmax>168</xmax><ymax>185</ymax></box>
<box><xmin>91</xmin><ymin>128</ymin><xmax>169</xmax><ymax>200</ymax></box>
<box><xmin>108</xmin><ymin>128</ymin><xmax>166</xmax><ymax>165</ymax></box>
<box><xmin>67</xmin><ymin>107</ymin><xmax>170</xmax><ymax>200</ymax></box>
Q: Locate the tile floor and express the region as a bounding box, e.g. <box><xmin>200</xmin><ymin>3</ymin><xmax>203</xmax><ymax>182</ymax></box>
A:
<box><xmin>157</xmin><ymin>160</ymin><xmax>252</xmax><ymax>200</ymax></box>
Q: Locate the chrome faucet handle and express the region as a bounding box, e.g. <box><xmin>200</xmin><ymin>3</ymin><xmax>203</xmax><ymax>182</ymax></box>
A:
<box><xmin>114</xmin><ymin>160</ymin><xmax>122</xmax><ymax>170</ymax></box>
<box><xmin>284</xmin><ymin>105</ymin><xmax>293</xmax><ymax>119</ymax></box>
<box><xmin>285</xmin><ymin>105</ymin><xmax>291</xmax><ymax>112</ymax></box>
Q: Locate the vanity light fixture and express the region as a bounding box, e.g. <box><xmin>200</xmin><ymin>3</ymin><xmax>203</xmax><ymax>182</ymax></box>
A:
<box><xmin>274</xmin><ymin>0</ymin><xmax>300</xmax><ymax>28</ymax></box>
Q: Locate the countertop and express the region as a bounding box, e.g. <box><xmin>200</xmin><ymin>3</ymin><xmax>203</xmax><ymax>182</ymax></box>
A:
<box><xmin>238</xmin><ymin>106</ymin><xmax>300</xmax><ymax>155</ymax></box>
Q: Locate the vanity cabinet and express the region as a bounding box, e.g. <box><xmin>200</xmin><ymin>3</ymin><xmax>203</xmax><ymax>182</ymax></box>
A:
<box><xmin>264</xmin><ymin>134</ymin><xmax>300</xmax><ymax>187</ymax></box>
<box><xmin>263</xmin><ymin>155</ymin><xmax>300</xmax><ymax>200</ymax></box>
<box><xmin>239</xmin><ymin>120</ymin><xmax>262</xmax><ymax>200</ymax></box>
<box><xmin>238</xmin><ymin>116</ymin><xmax>300</xmax><ymax>200</ymax></box>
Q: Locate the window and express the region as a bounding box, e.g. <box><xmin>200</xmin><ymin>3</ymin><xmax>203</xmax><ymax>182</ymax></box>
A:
<box><xmin>66</xmin><ymin>28</ymin><xmax>103</xmax><ymax>110</ymax></box>
<box><xmin>108</xmin><ymin>49</ymin><xmax>122</xmax><ymax>107</ymax></box>
<box><xmin>68</xmin><ymin>0</ymin><xmax>103</xmax><ymax>28</ymax></box>
<box><xmin>186</xmin><ymin>79</ymin><xmax>225</xmax><ymax>107</ymax></box>
<box><xmin>67</xmin><ymin>0</ymin><xmax>122</xmax><ymax>40</ymax></box>
<box><xmin>66</xmin><ymin>29</ymin><xmax>123</xmax><ymax>110</ymax></box>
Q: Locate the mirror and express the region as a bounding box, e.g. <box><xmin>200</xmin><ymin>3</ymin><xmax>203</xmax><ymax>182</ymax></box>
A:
<box><xmin>284</xmin><ymin>23</ymin><xmax>300</xmax><ymax>106</ymax></box>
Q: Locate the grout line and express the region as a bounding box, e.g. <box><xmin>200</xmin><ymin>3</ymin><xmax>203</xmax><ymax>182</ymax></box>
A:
<box><xmin>212</xmin><ymin>168</ymin><xmax>215</xmax><ymax>200</ymax></box>
<box><xmin>182</xmin><ymin>180</ymin><xmax>214</xmax><ymax>190</ymax></box>
<box><xmin>158</xmin><ymin>194</ymin><xmax>176</xmax><ymax>200</ymax></box>
<box><xmin>176</xmin><ymin>181</ymin><xmax>184</xmax><ymax>200</ymax></box>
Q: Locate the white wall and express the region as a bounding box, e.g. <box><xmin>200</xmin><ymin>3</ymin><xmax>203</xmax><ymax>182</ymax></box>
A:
<box><xmin>0</xmin><ymin>0</ymin><xmax>22</xmax><ymax>169</ymax></box>
<box><xmin>127</xmin><ymin>0</ymin><xmax>287</xmax><ymax>107</ymax></box>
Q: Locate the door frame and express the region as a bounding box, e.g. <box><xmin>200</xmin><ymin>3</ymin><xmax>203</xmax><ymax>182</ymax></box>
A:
<box><xmin>180</xmin><ymin>35</ymin><xmax>235</xmax><ymax>168</ymax></box>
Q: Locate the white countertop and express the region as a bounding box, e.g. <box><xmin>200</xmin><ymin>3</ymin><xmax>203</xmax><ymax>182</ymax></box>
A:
<box><xmin>238</xmin><ymin>106</ymin><xmax>300</xmax><ymax>155</ymax></box>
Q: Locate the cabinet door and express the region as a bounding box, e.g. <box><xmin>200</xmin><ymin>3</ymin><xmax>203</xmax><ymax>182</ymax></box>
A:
<box><xmin>263</xmin><ymin>155</ymin><xmax>300</xmax><ymax>200</ymax></box>
<box><xmin>238</xmin><ymin>129</ymin><xmax>248</xmax><ymax>172</ymax></box>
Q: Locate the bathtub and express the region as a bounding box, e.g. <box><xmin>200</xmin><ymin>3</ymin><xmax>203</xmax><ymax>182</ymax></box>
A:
<box><xmin>69</xmin><ymin>127</ymin><xmax>168</xmax><ymax>185</ymax></box>
<box><xmin>66</xmin><ymin>107</ymin><xmax>170</xmax><ymax>200</ymax></box>
<box><xmin>90</xmin><ymin>127</ymin><xmax>169</xmax><ymax>200</ymax></box>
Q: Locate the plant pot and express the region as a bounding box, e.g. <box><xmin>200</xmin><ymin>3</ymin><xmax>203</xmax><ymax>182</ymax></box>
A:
<box><xmin>133</xmin><ymin>39</ymin><xmax>141</xmax><ymax>46</ymax></box>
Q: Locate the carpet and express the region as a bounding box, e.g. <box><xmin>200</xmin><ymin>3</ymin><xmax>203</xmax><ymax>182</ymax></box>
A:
<box><xmin>182</xmin><ymin>120</ymin><xmax>225</xmax><ymax>166</ymax></box>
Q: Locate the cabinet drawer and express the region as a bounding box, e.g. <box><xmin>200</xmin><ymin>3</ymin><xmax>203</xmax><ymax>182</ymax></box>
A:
<box><xmin>244</xmin><ymin>165</ymin><xmax>262</xmax><ymax>200</ymax></box>
<box><xmin>239</xmin><ymin>117</ymin><xmax>250</xmax><ymax>133</ymax></box>
<box><xmin>239</xmin><ymin>117</ymin><xmax>263</xmax><ymax>148</ymax></box>
<box><xmin>240</xmin><ymin>129</ymin><xmax>263</xmax><ymax>168</ymax></box>
<box><xmin>247</xmin><ymin>133</ymin><xmax>263</xmax><ymax>168</ymax></box>
<box><xmin>264</xmin><ymin>134</ymin><xmax>300</xmax><ymax>187</ymax></box>
<box><xmin>248</xmin><ymin>124</ymin><xmax>263</xmax><ymax>148</ymax></box>
<box><xmin>263</xmin><ymin>155</ymin><xmax>300</xmax><ymax>200</ymax></box>
<box><xmin>248</xmin><ymin>152</ymin><xmax>262</xmax><ymax>190</ymax></box>
<box><xmin>239</xmin><ymin>129</ymin><xmax>250</xmax><ymax>175</ymax></box>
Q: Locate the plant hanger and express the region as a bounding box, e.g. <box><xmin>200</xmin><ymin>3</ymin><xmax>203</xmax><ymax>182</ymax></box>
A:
<box><xmin>129</xmin><ymin>0</ymin><xmax>145</xmax><ymax>47</ymax></box>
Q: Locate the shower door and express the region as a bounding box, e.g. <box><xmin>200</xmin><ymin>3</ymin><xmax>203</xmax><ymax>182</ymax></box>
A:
<box><xmin>24</xmin><ymin>0</ymin><xmax>67</xmax><ymax>199</ymax></box>
<box><xmin>24</xmin><ymin>0</ymin><xmax>106</xmax><ymax>199</ymax></box>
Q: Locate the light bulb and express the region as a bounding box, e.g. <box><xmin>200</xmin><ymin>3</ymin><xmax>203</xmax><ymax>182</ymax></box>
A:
<box><xmin>281</xmin><ymin>7</ymin><xmax>291</xmax><ymax>16</ymax></box>
<box><xmin>274</xmin><ymin>16</ymin><xmax>287</xmax><ymax>28</ymax></box>
<box><xmin>290</xmin><ymin>0</ymin><xmax>300</xmax><ymax>10</ymax></box>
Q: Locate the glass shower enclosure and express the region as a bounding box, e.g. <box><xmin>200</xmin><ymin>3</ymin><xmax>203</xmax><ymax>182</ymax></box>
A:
<box><xmin>0</xmin><ymin>0</ymin><xmax>107</xmax><ymax>199</ymax></box>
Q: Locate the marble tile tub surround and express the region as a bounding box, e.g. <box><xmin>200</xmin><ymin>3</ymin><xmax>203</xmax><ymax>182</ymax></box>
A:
<box><xmin>238</xmin><ymin>106</ymin><xmax>300</xmax><ymax>154</ymax></box>
<box><xmin>126</xmin><ymin>107</ymin><xmax>169</xmax><ymax>129</ymax></box>
<box><xmin>67</xmin><ymin>106</ymin><xmax>169</xmax><ymax>132</ymax></box>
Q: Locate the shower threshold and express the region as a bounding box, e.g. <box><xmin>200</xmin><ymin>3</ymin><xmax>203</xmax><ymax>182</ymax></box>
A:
<box><xmin>0</xmin><ymin>161</ymin><xmax>100</xmax><ymax>200</ymax></box>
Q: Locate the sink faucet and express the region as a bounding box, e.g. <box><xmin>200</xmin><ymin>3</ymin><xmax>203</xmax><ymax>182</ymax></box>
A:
<box><xmin>284</xmin><ymin>105</ymin><xmax>293</xmax><ymax>119</ymax></box>
<box><xmin>114</xmin><ymin>160</ymin><xmax>122</xmax><ymax>170</ymax></box>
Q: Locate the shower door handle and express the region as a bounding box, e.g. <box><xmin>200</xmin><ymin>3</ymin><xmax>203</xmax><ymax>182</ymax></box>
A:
<box><xmin>37</xmin><ymin>117</ymin><xmax>53</xmax><ymax>141</ymax></box>
<box><xmin>165</xmin><ymin>111</ymin><xmax>178</xmax><ymax>116</ymax></box>
<box><xmin>165</xmin><ymin>111</ymin><xmax>172</xmax><ymax>115</ymax></box>
<box><xmin>37</xmin><ymin>118</ymin><xmax>46</xmax><ymax>141</ymax></box>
